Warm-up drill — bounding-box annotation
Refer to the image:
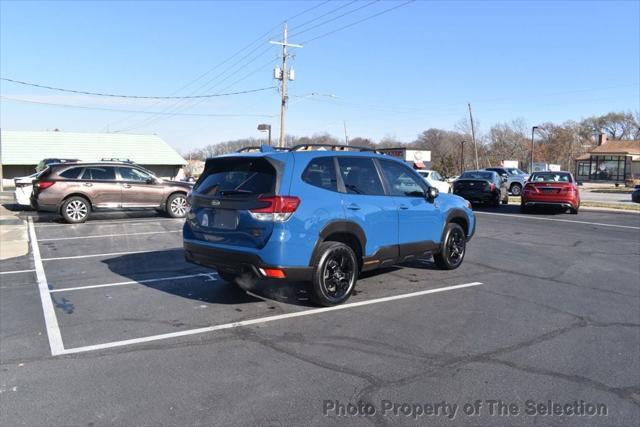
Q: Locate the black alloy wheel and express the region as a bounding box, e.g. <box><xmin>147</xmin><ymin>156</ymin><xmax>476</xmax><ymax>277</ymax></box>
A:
<box><xmin>434</xmin><ymin>223</ymin><xmax>466</xmax><ymax>270</ymax></box>
<box><xmin>311</xmin><ymin>242</ymin><xmax>358</xmax><ymax>306</ymax></box>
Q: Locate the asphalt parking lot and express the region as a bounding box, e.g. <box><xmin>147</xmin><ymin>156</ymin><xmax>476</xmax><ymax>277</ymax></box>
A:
<box><xmin>1</xmin><ymin>207</ymin><xmax>639</xmax><ymax>426</ymax></box>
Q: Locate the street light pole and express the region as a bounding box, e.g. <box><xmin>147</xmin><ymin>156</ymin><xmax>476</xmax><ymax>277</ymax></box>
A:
<box><xmin>530</xmin><ymin>126</ymin><xmax>539</xmax><ymax>173</ymax></box>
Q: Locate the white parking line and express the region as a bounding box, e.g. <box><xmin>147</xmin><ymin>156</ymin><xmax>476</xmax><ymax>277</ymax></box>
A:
<box><xmin>33</xmin><ymin>218</ymin><xmax>184</xmax><ymax>228</ymax></box>
<box><xmin>58</xmin><ymin>281</ymin><xmax>483</xmax><ymax>355</ymax></box>
<box><xmin>49</xmin><ymin>273</ymin><xmax>217</xmax><ymax>293</ymax></box>
<box><xmin>476</xmin><ymin>211</ymin><xmax>640</xmax><ymax>230</ymax></box>
<box><xmin>27</xmin><ymin>218</ymin><xmax>65</xmax><ymax>356</ymax></box>
<box><xmin>42</xmin><ymin>249</ymin><xmax>156</xmax><ymax>261</ymax></box>
<box><xmin>38</xmin><ymin>230</ymin><xmax>182</xmax><ymax>241</ymax></box>
<box><xmin>0</xmin><ymin>269</ymin><xmax>35</xmax><ymax>275</ymax></box>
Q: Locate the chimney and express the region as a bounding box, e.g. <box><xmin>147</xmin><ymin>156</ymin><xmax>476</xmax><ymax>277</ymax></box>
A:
<box><xmin>597</xmin><ymin>133</ymin><xmax>607</xmax><ymax>146</ymax></box>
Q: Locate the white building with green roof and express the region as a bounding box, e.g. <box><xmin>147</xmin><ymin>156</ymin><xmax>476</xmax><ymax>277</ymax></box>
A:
<box><xmin>0</xmin><ymin>130</ymin><xmax>186</xmax><ymax>183</ymax></box>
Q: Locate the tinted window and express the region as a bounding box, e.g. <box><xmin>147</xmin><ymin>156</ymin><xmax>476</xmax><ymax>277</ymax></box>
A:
<box><xmin>337</xmin><ymin>157</ymin><xmax>384</xmax><ymax>195</ymax></box>
<box><xmin>302</xmin><ymin>157</ymin><xmax>337</xmax><ymax>191</ymax></box>
<box><xmin>59</xmin><ymin>167</ymin><xmax>83</xmax><ymax>179</ymax></box>
<box><xmin>530</xmin><ymin>172</ymin><xmax>572</xmax><ymax>183</ymax></box>
<box><xmin>194</xmin><ymin>157</ymin><xmax>275</xmax><ymax>197</ymax></box>
<box><xmin>379</xmin><ymin>160</ymin><xmax>425</xmax><ymax>197</ymax></box>
<box><xmin>81</xmin><ymin>167</ymin><xmax>116</xmax><ymax>180</ymax></box>
<box><xmin>461</xmin><ymin>171</ymin><xmax>495</xmax><ymax>180</ymax></box>
<box><xmin>119</xmin><ymin>167</ymin><xmax>152</xmax><ymax>182</ymax></box>
<box><xmin>432</xmin><ymin>171</ymin><xmax>443</xmax><ymax>181</ymax></box>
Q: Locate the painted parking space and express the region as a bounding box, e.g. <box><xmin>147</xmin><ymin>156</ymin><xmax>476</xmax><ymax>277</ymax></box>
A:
<box><xmin>22</xmin><ymin>214</ymin><xmax>494</xmax><ymax>356</ymax></box>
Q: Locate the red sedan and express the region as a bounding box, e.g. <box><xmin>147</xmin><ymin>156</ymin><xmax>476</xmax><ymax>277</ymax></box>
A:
<box><xmin>521</xmin><ymin>171</ymin><xmax>580</xmax><ymax>214</ymax></box>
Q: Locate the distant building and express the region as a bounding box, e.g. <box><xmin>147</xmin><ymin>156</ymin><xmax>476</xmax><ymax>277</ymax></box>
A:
<box><xmin>0</xmin><ymin>130</ymin><xmax>186</xmax><ymax>182</ymax></box>
<box><xmin>574</xmin><ymin>134</ymin><xmax>640</xmax><ymax>183</ymax></box>
<box><xmin>377</xmin><ymin>148</ymin><xmax>432</xmax><ymax>169</ymax></box>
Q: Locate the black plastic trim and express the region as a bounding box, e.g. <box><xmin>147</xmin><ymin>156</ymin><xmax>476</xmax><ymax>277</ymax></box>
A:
<box><xmin>184</xmin><ymin>240</ymin><xmax>313</xmax><ymax>282</ymax></box>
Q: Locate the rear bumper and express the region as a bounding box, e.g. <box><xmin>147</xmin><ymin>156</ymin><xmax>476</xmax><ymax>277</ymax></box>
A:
<box><xmin>522</xmin><ymin>195</ymin><xmax>579</xmax><ymax>209</ymax></box>
<box><xmin>523</xmin><ymin>201</ymin><xmax>577</xmax><ymax>209</ymax></box>
<box><xmin>184</xmin><ymin>239</ymin><xmax>313</xmax><ymax>282</ymax></box>
<box><xmin>31</xmin><ymin>197</ymin><xmax>58</xmax><ymax>212</ymax></box>
<box><xmin>454</xmin><ymin>191</ymin><xmax>496</xmax><ymax>203</ymax></box>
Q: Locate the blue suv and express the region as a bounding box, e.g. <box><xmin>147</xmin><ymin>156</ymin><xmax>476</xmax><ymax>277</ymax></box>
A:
<box><xmin>184</xmin><ymin>144</ymin><xmax>475</xmax><ymax>306</ymax></box>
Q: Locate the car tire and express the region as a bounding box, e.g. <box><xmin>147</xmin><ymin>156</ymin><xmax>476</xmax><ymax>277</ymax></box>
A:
<box><xmin>510</xmin><ymin>183</ymin><xmax>522</xmax><ymax>196</ymax></box>
<box><xmin>520</xmin><ymin>204</ymin><xmax>530</xmax><ymax>213</ymax></box>
<box><xmin>166</xmin><ymin>193</ymin><xmax>188</xmax><ymax>218</ymax></box>
<box><xmin>311</xmin><ymin>241</ymin><xmax>358</xmax><ymax>307</ymax></box>
<box><xmin>434</xmin><ymin>223</ymin><xmax>466</xmax><ymax>270</ymax></box>
<box><xmin>491</xmin><ymin>196</ymin><xmax>500</xmax><ymax>208</ymax></box>
<box><xmin>61</xmin><ymin>196</ymin><xmax>91</xmax><ymax>224</ymax></box>
<box><xmin>569</xmin><ymin>207</ymin><xmax>579</xmax><ymax>215</ymax></box>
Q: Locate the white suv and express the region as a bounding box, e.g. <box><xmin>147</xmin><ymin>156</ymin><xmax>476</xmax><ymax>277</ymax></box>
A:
<box><xmin>417</xmin><ymin>170</ymin><xmax>451</xmax><ymax>193</ymax></box>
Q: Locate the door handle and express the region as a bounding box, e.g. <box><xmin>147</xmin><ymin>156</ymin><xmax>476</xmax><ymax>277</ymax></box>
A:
<box><xmin>346</xmin><ymin>203</ymin><xmax>361</xmax><ymax>210</ymax></box>
<box><xmin>82</xmin><ymin>183</ymin><xmax>93</xmax><ymax>187</ymax></box>
<box><xmin>122</xmin><ymin>184</ymin><xmax>132</xmax><ymax>188</ymax></box>
<box><xmin>399</xmin><ymin>204</ymin><xmax>409</xmax><ymax>210</ymax></box>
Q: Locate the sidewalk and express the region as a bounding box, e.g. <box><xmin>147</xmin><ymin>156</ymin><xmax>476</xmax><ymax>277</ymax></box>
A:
<box><xmin>0</xmin><ymin>192</ymin><xmax>29</xmax><ymax>261</ymax></box>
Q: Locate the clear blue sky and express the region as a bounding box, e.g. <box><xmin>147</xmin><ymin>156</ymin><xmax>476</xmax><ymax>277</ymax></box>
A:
<box><xmin>1</xmin><ymin>0</ymin><xmax>638</xmax><ymax>152</ymax></box>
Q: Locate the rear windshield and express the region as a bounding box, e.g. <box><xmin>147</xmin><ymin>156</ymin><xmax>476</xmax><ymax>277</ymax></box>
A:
<box><xmin>194</xmin><ymin>157</ymin><xmax>276</xmax><ymax>197</ymax></box>
<box><xmin>461</xmin><ymin>171</ymin><xmax>494</xmax><ymax>180</ymax></box>
<box><xmin>530</xmin><ymin>172</ymin><xmax>572</xmax><ymax>183</ymax></box>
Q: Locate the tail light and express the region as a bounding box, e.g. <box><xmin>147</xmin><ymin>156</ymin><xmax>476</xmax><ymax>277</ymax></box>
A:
<box><xmin>523</xmin><ymin>183</ymin><xmax>538</xmax><ymax>193</ymax></box>
<box><xmin>249</xmin><ymin>196</ymin><xmax>300</xmax><ymax>222</ymax></box>
<box><xmin>488</xmin><ymin>183</ymin><xmax>496</xmax><ymax>192</ymax></box>
<box><xmin>35</xmin><ymin>181</ymin><xmax>55</xmax><ymax>190</ymax></box>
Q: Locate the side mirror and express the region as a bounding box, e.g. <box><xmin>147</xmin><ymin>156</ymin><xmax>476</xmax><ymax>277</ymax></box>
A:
<box><xmin>146</xmin><ymin>177</ymin><xmax>156</xmax><ymax>184</ymax></box>
<box><xmin>427</xmin><ymin>187</ymin><xmax>439</xmax><ymax>201</ymax></box>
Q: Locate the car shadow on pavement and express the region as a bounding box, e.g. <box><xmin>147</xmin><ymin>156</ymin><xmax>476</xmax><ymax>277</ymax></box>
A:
<box><xmin>102</xmin><ymin>249</ymin><xmax>318</xmax><ymax>308</ymax></box>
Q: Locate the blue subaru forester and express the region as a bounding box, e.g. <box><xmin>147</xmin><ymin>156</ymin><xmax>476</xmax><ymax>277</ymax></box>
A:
<box><xmin>184</xmin><ymin>144</ymin><xmax>475</xmax><ymax>306</ymax></box>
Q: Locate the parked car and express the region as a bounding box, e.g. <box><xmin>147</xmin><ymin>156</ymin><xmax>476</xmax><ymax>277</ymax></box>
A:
<box><xmin>416</xmin><ymin>169</ymin><xmax>451</xmax><ymax>193</ymax></box>
<box><xmin>31</xmin><ymin>162</ymin><xmax>192</xmax><ymax>223</ymax></box>
<box><xmin>520</xmin><ymin>171</ymin><xmax>580</xmax><ymax>214</ymax></box>
<box><xmin>183</xmin><ymin>144</ymin><xmax>476</xmax><ymax>306</ymax></box>
<box><xmin>35</xmin><ymin>158</ymin><xmax>80</xmax><ymax>172</ymax></box>
<box><xmin>452</xmin><ymin>170</ymin><xmax>508</xmax><ymax>207</ymax></box>
<box><xmin>484</xmin><ymin>167</ymin><xmax>529</xmax><ymax>196</ymax></box>
<box><xmin>632</xmin><ymin>185</ymin><xmax>640</xmax><ymax>203</ymax></box>
<box><xmin>13</xmin><ymin>172</ymin><xmax>40</xmax><ymax>206</ymax></box>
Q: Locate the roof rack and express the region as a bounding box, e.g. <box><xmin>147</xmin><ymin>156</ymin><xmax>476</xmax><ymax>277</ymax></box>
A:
<box><xmin>237</xmin><ymin>146</ymin><xmax>289</xmax><ymax>153</ymax></box>
<box><xmin>289</xmin><ymin>143</ymin><xmax>376</xmax><ymax>152</ymax></box>
<box><xmin>101</xmin><ymin>157</ymin><xmax>135</xmax><ymax>163</ymax></box>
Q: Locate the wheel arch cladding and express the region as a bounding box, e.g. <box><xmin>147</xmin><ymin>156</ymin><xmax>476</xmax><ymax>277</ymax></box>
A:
<box><xmin>311</xmin><ymin>221</ymin><xmax>366</xmax><ymax>268</ymax></box>
<box><xmin>444</xmin><ymin>209</ymin><xmax>469</xmax><ymax>237</ymax></box>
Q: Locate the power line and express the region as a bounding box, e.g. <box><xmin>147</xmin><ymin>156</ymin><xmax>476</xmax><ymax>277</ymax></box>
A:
<box><xmin>289</xmin><ymin>0</ymin><xmax>380</xmax><ymax>39</ymax></box>
<box><xmin>104</xmin><ymin>0</ymin><xmax>330</xmax><ymax>130</ymax></box>
<box><xmin>0</xmin><ymin>96</ymin><xmax>276</xmax><ymax>117</ymax></box>
<box><xmin>302</xmin><ymin>0</ymin><xmax>415</xmax><ymax>44</ymax></box>
<box><xmin>288</xmin><ymin>0</ymin><xmax>358</xmax><ymax>33</ymax></box>
<box><xmin>0</xmin><ymin>77</ymin><xmax>276</xmax><ymax>99</ymax></box>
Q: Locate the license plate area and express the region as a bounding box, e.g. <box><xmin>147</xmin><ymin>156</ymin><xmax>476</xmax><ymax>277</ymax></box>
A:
<box><xmin>212</xmin><ymin>209</ymin><xmax>239</xmax><ymax>230</ymax></box>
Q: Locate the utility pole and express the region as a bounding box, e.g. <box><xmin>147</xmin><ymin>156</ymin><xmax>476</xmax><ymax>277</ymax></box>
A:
<box><xmin>460</xmin><ymin>140</ymin><xmax>465</xmax><ymax>175</ymax></box>
<box><xmin>343</xmin><ymin>121</ymin><xmax>349</xmax><ymax>145</ymax></box>
<box><xmin>468</xmin><ymin>103</ymin><xmax>479</xmax><ymax>169</ymax></box>
<box><xmin>270</xmin><ymin>24</ymin><xmax>302</xmax><ymax>148</ymax></box>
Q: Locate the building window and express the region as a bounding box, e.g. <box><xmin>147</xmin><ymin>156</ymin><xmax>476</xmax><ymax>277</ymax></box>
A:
<box><xmin>590</xmin><ymin>155</ymin><xmax>627</xmax><ymax>181</ymax></box>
